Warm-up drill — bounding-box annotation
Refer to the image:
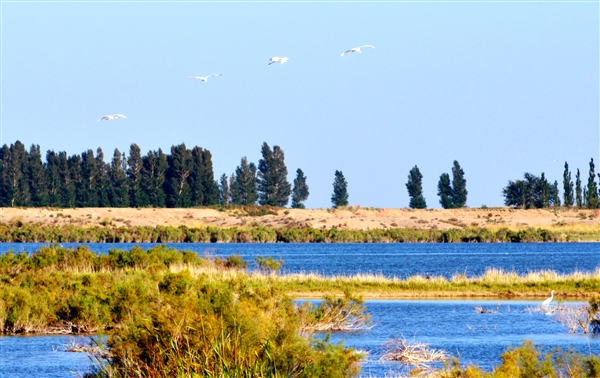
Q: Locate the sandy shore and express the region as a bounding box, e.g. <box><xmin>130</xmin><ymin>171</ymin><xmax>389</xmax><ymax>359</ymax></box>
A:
<box><xmin>2</xmin><ymin>206</ymin><xmax>600</xmax><ymax>230</ymax></box>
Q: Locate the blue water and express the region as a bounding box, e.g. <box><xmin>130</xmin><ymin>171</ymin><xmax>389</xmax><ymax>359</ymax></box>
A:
<box><xmin>1</xmin><ymin>243</ymin><xmax>599</xmax><ymax>376</ymax></box>
<box><xmin>1</xmin><ymin>242</ymin><xmax>598</xmax><ymax>278</ymax></box>
<box><xmin>1</xmin><ymin>300</ymin><xmax>598</xmax><ymax>377</ymax></box>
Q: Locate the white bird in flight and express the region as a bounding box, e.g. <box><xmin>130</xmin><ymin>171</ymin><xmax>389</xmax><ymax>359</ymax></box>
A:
<box><xmin>541</xmin><ymin>290</ymin><xmax>554</xmax><ymax>308</ymax></box>
<box><xmin>98</xmin><ymin>114</ymin><xmax>126</xmax><ymax>121</ymax></box>
<box><xmin>341</xmin><ymin>45</ymin><xmax>376</xmax><ymax>57</ymax></box>
<box><xmin>269</xmin><ymin>57</ymin><xmax>289</xmax><ymax>65</ymax></box>
<box><xmin>188</xmin><ymin>74</ymin><xmax>223</xmax><ymax>82</ymax></box>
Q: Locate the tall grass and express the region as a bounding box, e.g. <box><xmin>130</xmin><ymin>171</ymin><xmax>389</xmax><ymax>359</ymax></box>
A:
<box><xmin>2</xmin><ymin>222</ymin><xmax>600</xmax><ymax>242</ymax></box>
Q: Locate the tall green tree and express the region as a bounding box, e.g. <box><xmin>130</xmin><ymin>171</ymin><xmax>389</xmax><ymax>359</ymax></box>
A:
<box><xmin>58</xmin><ymin>151</ymin><xmax>75</xmax><ymax>207</ymax></box>
<box><xmin>232</xmin><ymin>157</ymin><xmax>258</xmax><ymax>205</ymax></box>
<box><xmin>166</xmin><ymin>144</ymin><xmax>193</xmax><ymax>207</ymax></box>
<box><xmin>586</xmin><ymin>158</ymin><xmax>598</xmax><ymax>209</ymax></box>
<box><xmin>45</xmin><ymin>150</ymin><xmax>62</xmax><ymax>206</ymax></box>
<box><xmin>189</xmin><ymin>147</ymin><xmax>206</xmax><ymax>206</ymax></box>
<box><xmin>258</xmin><ymin>142</ymin><xmax>291</xmax><ymax>207</ymax></box>
<box><xmin>69</xmin><ymin>154</ymin><xmax>86</xmax><ymax>207</ymax></box>
<box><xmin>451</xmin><ymin>160</ymin><xmax>467</xmax><ymax>207</ymax></box>
<box><xmin>0</xmin><ymin>144</ymin><xmax>13</xmax><ymax>206</ymax></box>
<box><xmin>552</xmin><ymin>181</ymin><xmax>560</xmax><ymax>207</ymax></box>
<box><xmin>437</xmin><ymin>173</ymin><xmax>453</xmax><ymax>209</ymax></box>
<box><xmin>200</xmin><ymin>149</ymin><xmax>219</xmax><ymax>206</ymax></box>
<box><xmin>1</xmin><ymin>141</ymin><xmax>31</xmax><ymax>206</ymax></box>
<box><xmin>28</xmin><ymin>144</ymin><xmax>48</xmax><ymax>206</ymax></box>
<box><xmin>140</xmin><ymin>149</ymin><xmax>167</xmax><ymax>207</ymax></box>
<box><xmin>109</xmin><ymin>149</ymin><xmax>129</xmax><ymax>207</ymax></box>
<box><xmin>406</xmin><ymin>166</ymin><xmax>426</xmax><ymax>209</ymax></box>
<box><xmin>562</xmin><ymin>162</ymin><xmax>574</xmax><ymax>207</ymax></box>
<box><xmin>331</xmin><ymin>170</ymin><xmax>349</xmax><ymax>208</ymax></box>
<box><xmin>127</xmin><ymin>144</ymin><xmax>144</xmax><ymax>207</ymax></box>
<box><xmin>219</xmin><ymin>173</ymin><xmax>229</xmax><ymax>205</ymax></box>
<box><xmin>81</xmin><ymin>149</ymin><xmax>99</xmax><ymax>207</ymax></box>
<box><xmin>291</xmin><ymin>168</ymin><xmax>309</xmax><ymax>209</ymax></box>
<box><xmin>540</xmin><ymin>172</ymin><xmax>549</xmax><ymax>208</ymax></box>
<box><xmin>94</xmin><ymin>147</ymin><xmax>111</xmax><ymax>207</ymax></box>
<box><xmin>575</xmin><ymin>169</ymin><xmax>582</xmax><ymax>208</ymax></box>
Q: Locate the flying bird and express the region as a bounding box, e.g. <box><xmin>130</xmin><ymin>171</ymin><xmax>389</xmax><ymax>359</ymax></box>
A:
<box><xmin>341</xmin><ymin>45</ymin><xmax>375</xmax><ymax>57</ymax></box>
<box><xmin>269</xmin><ymin>57</ymin><xmax>289</xmax><ymax>65</ymax></box>
<box><xmin>98</xmin><ymin>114</ymin><xmax>126</xmax><ymax>121</ymax></box>
<box><xmin>541</xmin><ymin>290</ymin><xmax>554</xmax><ymax>308</ymax></box>
<box><xmin>188</xmin><ymin>74</ymin><xmax>223</xmax><ymax>82</ymax></box>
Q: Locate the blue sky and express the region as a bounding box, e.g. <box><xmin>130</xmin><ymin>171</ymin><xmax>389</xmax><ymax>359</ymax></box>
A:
<box><xmin>2</xmin><ymin>1</ymin><xmax>598</xmax><ymax>209</ymax></box>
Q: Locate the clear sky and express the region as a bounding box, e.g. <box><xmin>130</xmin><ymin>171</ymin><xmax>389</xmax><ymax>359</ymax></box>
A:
<box><xmin>2</xmin><ymin>1</ymin><xmax>598</xmax><ymax>209</ymax></box>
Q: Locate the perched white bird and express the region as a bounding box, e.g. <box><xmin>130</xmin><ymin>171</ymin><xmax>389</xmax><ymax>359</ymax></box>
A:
<box><xmin>341</xmin><ymin>45</ymin><xmax>376</xmax><ymax>57</ymax></box>
<box><xmin>188</xmin><ymin>74</ymin><xmax>222</xmax><ymax>82</ymax></box>
<box><xmin>98</xmin><ymin>114</ymin><xmax>126</xmax><ymax>121</ymax></box>
<box><xmin>541</xmin><ymin>290</ymin><xmax>554</xmax><ymax>308</ymax></box>
<box><xmin>269</xmin><ymin>57</ymin><xmax>289</xmax><ymax>65</ymax></box>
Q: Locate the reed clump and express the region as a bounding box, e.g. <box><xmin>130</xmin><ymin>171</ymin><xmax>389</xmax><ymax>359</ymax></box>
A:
<box><xmin>298</xmin><ymin>293</ymin><xmax>373</xmax><ymax>332</ymax></box>
<box><xmin>379</xmin><ymin>338</ymin><xmax>449</xmax><ymax>369</ymax></box>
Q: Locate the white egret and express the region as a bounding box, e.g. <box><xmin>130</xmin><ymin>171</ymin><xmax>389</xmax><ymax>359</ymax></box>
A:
<box><xmin>541</xmin><ymin>290</ymin><xmax>554</xmax><ymax>308</ymax></box>
<box><xmin>269</xmin><ymin>57</ymin><xmax>289</xmax><ymax>65</ymax></box>
<box><xmin>341</xmin><ymin>45</ymin><xmax>375</xmax><ymax>57</ymax></box>
<box><xmin>98</xmin><ymin>114</ymin><xmax>126</xmax><ymax>121</ymax></box>
<box><xmin>188</xmin><ymin>74</ymin><xmax>222</xmax><ymax>82</ymax></box>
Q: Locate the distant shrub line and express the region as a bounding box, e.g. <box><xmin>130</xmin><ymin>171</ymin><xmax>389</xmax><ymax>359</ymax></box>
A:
<box><xmin>1</xmin><ymin>223</ymin><xmax>597</xmax><ymax>242</ymax></box>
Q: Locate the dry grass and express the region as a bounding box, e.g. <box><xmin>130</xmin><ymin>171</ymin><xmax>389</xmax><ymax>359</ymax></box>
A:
<box><xmin>379</xmin><ymin>338</ymin><xmax>450</xmax><ymax>369</ymax></box>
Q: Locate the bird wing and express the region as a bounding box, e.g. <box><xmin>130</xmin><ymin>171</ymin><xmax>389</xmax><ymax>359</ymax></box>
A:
<box><xmin>208</xmin><ymin>74</ymin><xmax>223</xmax><ymax>78</ymax></box>
<box><xmin>360</xmin><ymin>45</ymin><xmax>375</xmax><ymax>49</ymax></box>
<box><xmin>341</xmin><ymin>50</ymin><xmax>353</xmax><ymax>56</ymax></box>
<box><xmin>280</xmin><ymin>58</ymin><xmax>289</xmax><ymax>63</ymax></box>
<box><xmin>115</xmin><ymin>114</ymin><xmax>126</xmax><ymax>118</ymax></box>
<box><xmin>188</xmin><ymin>76</ymin><xmax>202</xmax><ymax>79</ymax></box>
<box><xmin>98</xmin><ymin>116</ymin><xmax>108</xmax><ymax>121</ymax></box>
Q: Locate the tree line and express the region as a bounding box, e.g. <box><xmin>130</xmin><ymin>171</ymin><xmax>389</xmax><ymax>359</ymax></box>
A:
<box><xmin>0</xmin><ymin>140</ymin><xmax>315</xmax><ymax>209</ymax></box>
<box><xmin>2</xmin><ymin>139</ymin><xmax>597</xmax><ymax>210</ymax></box>
<box><xmin>503</xmin><ymin>158</ymin><xmax>600</xmax><ymax>209</ymax></box>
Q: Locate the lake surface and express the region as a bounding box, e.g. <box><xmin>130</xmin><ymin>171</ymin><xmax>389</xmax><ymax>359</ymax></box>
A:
<box><xmin>1</xmin><ymin>300</ymin><xmax>598</xmax><ymax>377</ymax></box>
<box><xmin>1</xmin><ymin>242</ymin><xmax>599</xmax><ymax>278</ymax></box>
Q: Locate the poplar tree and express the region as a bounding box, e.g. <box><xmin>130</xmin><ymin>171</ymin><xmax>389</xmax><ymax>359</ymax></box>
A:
<box><xmin>109</xmin><ymin>149</ymin><xmax>129</xmax><ymax>207</ymax></box>
<box><xmin>291</xmin><ymin>168</ymin><xmax>309</xmax><ymax>209</ymax></box>
<box><xmin>540</xmin><ymin>172</ymin><xmax>549</xmax><ymax>208</ymax></box>
<box><xmin>127</xmin><ymin>144</ymin><xmax>144</xmax><ymax>207</ymax></box>
<box><xmin>406</xmin><ymin>166</ymin><xmax>426</xmax><ymax>209</ymax></box>
<box><xmin>140</xmin><ymin>149</ymin><xmax>168</xmax><ymax>207</ymax></box>
<box><xmin>200</xmin><ymin>149</ymin><xmax>219</xmax><ymax>206</ymax></box>
<box><xmin>552</xmin><ymin>181</ymin><xmax>560</xmax><ymax>207</ymax></box>
<box><xmin>166</xmin><ymin>143</ymin><xmax>193</xmax><ymax>207</ymax></box>
<box><xmin>70</xmin><ymin>154</ymin><xmax>87</xmax><ymax>207</ymax></box>
<box><xmin>95</xmin><ymin>147</ymin><xmax>111</xmax><ymax>207</ymax></box>
<box><xmin>58</xmin><ymin>151</ymin><xmax>75</xmax><ymax>207</ymax></box>
<box><xmin>81</xmin><ymin>149</ymin><xmax>99</xmax><ymax>207</ymax></box>
<box><xmin>232</xmin><ymin>157</ymin><xmax>258</xmax><ymax>205</ymax></box>
<box><xmin>562</xmin><ymin>162</ymin><xmax>574</xmax><ymax>207</ymax></box>
<box><xmin>219</xmin><ymin>173</ymin><xmax>229</xmax><ymax>205</ymax></box>
<box><xmin>331</xmin><ymin>170</ymin><xmax>349</xmax><ymax>208</ymax></box>
<box><xmin>575</xmin><ymin>169</ymin><xmax>582</xmax><ymax>208</ymax></box>
<box><xmin>437</xmin><ymin>173</ymin><xmax>453</xmax><ymax>209</ymax></box>
<box><xmin>586</xmin><ymin>158</ymin><xmax>598</xmax><ymax>209</ymax></box>
<box><xmin>189</xmin><ymin>146</ymin><xmax>206</xmax><ymax>206</ymax></box>
<box><xmin>258</xmin><ymin>142</ymin><xmax>291</xmax><ymax>207</ymax></box>
<box><xmin>2</xmin><ymin>141</ymin><xmax>31</xmax><ymax>206</ymax></box>
<box><xmin>45</xmin><ymin>150</ymin><xmax>62</xmax><ymax>206</ymax></box>
<box><xmin>451</xmin><ymin>160</ymin><xmax>467</xmax><ymax>207</ymax></box>
<box><xmin>28</xmin><ymin>144</ymin><xmax>48</xmax><ymax>206</ymax></box>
